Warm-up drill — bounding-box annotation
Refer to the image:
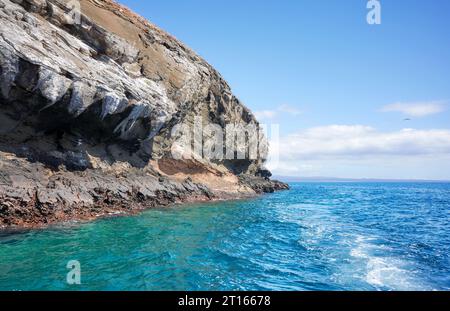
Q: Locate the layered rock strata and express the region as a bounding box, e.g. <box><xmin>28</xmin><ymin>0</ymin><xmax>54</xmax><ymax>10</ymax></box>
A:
<box><xmin>0</xmin><ymin>0</ymin><xmax>288</xmax><ymax>229</ymax></box>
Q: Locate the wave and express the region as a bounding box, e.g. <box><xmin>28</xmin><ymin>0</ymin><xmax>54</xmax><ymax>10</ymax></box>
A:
<box><xmin>350</xmin><ymin>236</ymin><xmax>432</xmax><ymax>291</ymax></box>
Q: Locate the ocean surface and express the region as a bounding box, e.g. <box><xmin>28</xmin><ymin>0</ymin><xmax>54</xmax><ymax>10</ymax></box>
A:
<box><xmin>0</xmin><ymin>182</ymin><xmax>449</xmax><ymax>291</ymax></box>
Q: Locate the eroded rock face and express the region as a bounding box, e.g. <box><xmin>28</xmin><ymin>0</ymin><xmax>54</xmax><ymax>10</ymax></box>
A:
<box><xmin>0</xmin><ymin>0</ymin><xmax>288</xmax><ymax>228</ymax></box>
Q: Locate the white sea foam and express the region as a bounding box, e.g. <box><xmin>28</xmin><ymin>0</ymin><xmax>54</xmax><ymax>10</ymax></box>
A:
<box><xmin>350</xmin><ymin>235</ymin><xmax>429</xmax><ymax>291</ymax></box>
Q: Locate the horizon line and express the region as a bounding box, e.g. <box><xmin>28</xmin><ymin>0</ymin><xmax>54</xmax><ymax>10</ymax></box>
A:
<box><xmin>273</xmin><ymin>176</ymin><xmax>450</xmax><ymax>183</ymax></box>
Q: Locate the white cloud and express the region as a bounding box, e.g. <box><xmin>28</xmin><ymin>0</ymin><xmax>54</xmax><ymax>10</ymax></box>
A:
<box><xmin>278</xmin><ymin>125</ymin><xmax>450</xmax><ymax>159</ymax></box>
<box><xmin>254</xmin><ymin>110</ymin><xmax>277</xmax><ymax>120</ymax></box>
<box><xmin>254</xmin><ymin>104</ymin><xmax>302</xmax><ymax>120</ymax></box>
<box><xmin>381</xmin><ymin>101</ymin><xmax>447</xmax><ymax>117</ymax></box>
<box><xmin>278</xmin><ymin>104</ymin><xmax>302</xmax><ymax>116</ymax></box>
<box><xmin>267</xmin><ymin>125</ymin><xmax>450</xmax><ymax>179</ymax></box>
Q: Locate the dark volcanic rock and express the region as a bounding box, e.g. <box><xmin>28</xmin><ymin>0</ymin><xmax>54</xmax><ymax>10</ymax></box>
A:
<box><xmin>0</xmin><ymin>155</ymin><xmax>215</xmax><ymax>228</ymax></box>
<box><xmin>239</xmin><ymin>175</ymin><xmax>290</xmax><ymax>194</ymax></box>
<box><xmin>0</xmin><ymin>0</ymin><xmax>288</xmax><ymax>229</ymax></box>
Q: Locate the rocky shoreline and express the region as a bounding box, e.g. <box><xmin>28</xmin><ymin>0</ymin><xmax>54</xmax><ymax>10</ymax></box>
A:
<box><xmin>0</xmin><ymin>152</ymin><xmax>288</xmax><ymax>229</ymax></box>
<box><xmin>0</xmin><ymin>0</ymin><xmax>289</xmax><ymax>230</ymax></box>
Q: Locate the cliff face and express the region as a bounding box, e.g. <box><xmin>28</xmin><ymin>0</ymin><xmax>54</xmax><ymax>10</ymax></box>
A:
<box><xmin>0</xmin><ymin>0</ymin><xmax>288</xmax><ymax>228</ymax></box>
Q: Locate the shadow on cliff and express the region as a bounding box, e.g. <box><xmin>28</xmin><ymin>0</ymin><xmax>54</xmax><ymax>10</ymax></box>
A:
<box><xmin>0</xmin><ymin>92</ymin><xmax>155</xmax><ymax>172</ymax></box>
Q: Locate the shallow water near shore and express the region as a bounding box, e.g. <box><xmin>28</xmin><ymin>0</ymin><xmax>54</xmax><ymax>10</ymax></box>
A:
<box><xmin>0</xmin><ymin>182</ymin><xmax>449</xmax><ymax>291</ymax></box>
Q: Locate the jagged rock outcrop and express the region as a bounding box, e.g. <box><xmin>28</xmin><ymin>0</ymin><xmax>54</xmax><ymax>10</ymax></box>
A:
<box><xmin>0</xmin><ymin>0</ymin><xmax>288</xmax><ymax>229</ymax></box>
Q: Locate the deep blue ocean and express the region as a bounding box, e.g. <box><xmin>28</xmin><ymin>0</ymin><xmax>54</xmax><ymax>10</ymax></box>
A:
<box><xmin>0</xmin><ymin>182</ymin><xmax>449</xmax><ymax>291</ymax></box>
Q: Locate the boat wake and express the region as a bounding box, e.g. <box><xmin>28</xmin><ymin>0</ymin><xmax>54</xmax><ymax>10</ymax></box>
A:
<box><xmin>350</xmin><ymin>236</ymin><xmax>431</xmax><ymax>291</ymax></box>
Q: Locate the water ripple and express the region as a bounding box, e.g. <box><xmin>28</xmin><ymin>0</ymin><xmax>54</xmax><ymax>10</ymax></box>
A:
<box><xmin>0</xmin><ymin>182</ymin><xmax>449</xmax><ymax>290</ymax></box>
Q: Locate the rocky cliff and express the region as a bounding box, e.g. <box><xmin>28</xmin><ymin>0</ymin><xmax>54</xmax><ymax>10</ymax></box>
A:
<box><xmin>0</xmin><ymin>0</ymin><xmax>288</xmax><ymax>229</ymax></box>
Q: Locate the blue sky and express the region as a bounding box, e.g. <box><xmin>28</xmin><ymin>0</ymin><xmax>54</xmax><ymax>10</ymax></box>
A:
<box><xmin>118</xmin><ymin>0</ymin><xmax>450</xmax><ymax>179</ymax></box>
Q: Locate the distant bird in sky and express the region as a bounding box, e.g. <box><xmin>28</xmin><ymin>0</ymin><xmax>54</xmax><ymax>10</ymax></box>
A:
<box><xmin>403</xmin><ymin>118</ymin><xmax>411</xmax><ymax>121</ymax></box>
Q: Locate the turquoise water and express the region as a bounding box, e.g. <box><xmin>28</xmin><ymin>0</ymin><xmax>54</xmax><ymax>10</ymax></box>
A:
<box><xmin>0</xmin><ymin>182</ymin><xmax>449</xmax><ymax>291</ymax></box>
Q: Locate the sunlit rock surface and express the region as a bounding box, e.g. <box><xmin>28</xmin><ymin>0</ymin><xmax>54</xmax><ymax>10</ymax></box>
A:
<box><xmin>0</xmin><ymin>0</ymin><xmax>288</xmax><ymax>228</ymax></box>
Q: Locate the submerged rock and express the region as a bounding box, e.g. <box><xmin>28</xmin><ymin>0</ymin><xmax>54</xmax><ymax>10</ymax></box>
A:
<box><xmin>0</xmin><ymin>0</ymin><xmax>288</xmax><ymax>229</ymax></box>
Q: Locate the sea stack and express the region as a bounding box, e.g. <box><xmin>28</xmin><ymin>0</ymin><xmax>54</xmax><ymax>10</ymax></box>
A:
<box><xmin>0</xmin><ymin>0</ymin><xmax>288</xmax><ymax>228</ymax></box>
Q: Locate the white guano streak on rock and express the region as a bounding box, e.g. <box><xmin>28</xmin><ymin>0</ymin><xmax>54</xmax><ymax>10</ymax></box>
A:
<box><xmin>37</xmin><ymin>67</ymin><xmax>72</xmax><ymax>106</ymax></box>
<box><xmin>68</xmin><ymin>81</ymin><xmax>97</xmax><ymax>116</ymax></box>
<box><xmin>114</xmin><ymin>103</ymin><xmax>151</xmax><ymax>136</ymax></box>
<box><xmin>101</xmin><ymin>92</ymin><xmax>128</xmax><ymax>120</ymax></box>
<box><xmin>0</xmin><ymin>0</ymin><xmax>176</xmax><ymax>122</ymax></box>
